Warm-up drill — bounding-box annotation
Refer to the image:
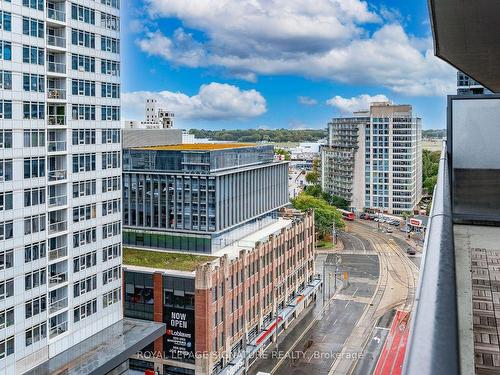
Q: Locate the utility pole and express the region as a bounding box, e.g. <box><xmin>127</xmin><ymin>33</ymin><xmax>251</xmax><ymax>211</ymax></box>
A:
<box><xmin>332</xmin><ymin>221</ymin><xmax>337</xmax><ymax>245</ymax></box>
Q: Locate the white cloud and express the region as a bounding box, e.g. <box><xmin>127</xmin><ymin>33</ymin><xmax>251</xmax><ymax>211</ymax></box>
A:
<box><xmin>326</xmin><ymin>94</ymin><xmax>390</xmax><ymax>114</ymax></box>
<box><xmin>298</xmin><ymin>96</ymin><xmax>318</xmax><ymax>106</ymax></box>
<box><xmin>139</xmin><ymin>0</ymin><xmax>455</xmax><ymax>96</ymax></box>
<box><xmin>122</xmin><ymin>82</ymin><xmax>267</xmax><ymax>121</ymax></box>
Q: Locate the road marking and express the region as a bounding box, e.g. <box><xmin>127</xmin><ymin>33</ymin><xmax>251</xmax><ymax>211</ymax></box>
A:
<box><xmin>344</xmin><ymin>287</ymin><xmax>359</xmax><ymax>309</ymax></box>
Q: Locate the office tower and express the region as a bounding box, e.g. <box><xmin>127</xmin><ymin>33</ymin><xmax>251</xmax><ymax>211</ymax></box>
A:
<box><xmin>125</xmin><ymin>98</ymin><xmax>175</xmax><ymax>129</ymax></box>
<box><xmin>0</xmin><ymin>1</ymin><xmax>163</xmax><ymax>374</ymax></box>
<box><xmin>457</xmin><ymin>71</ymin><xmax>492</xmax><ymax>95</ymax></box>
<box><xmin>122</xmin><ymin>143</ymin><xmax>289</xmax><ymax>254</ymax></box>
<box><xmin>321</xmin><ymin>102</ymin><xmax>422</xmax><ymax>215</ymax></box>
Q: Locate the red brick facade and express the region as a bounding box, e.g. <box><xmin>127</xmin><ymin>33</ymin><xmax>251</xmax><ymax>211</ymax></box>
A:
<box><xmin>153</xmin><ymin>272</ymin><xmax>164</xmax><ymax>353</ymax></box>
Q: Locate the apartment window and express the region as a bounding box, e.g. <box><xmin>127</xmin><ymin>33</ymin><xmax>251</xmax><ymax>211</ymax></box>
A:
<box><xmin>24</xmin><ymin>187</ymin><xmax>46</xmax><ymax>207</ymax></box>
<box><xmin>71</xmin><ymin>3</ymin><xmax>95</xmax><ymax>24</ymax></box>
<box><xmin>25</xmin><ymin>295</ymin><xmax>47</xmax><ymax>318</ymax></box>
<box><xmin>22</xmin><ymin>17</ymin><xmax>44</xmax><ymax>38</ymax></box>
<box><xmin>22</xmin><ymin>0</ymin><xmax>43</xmax><ymax>10</ymax></box>
<box><xmin>102</xmin><ymin>198</ymin><xmax>120</xmax><ymax>216</ymax></box>
<box><xmin>23</xmin><ymin>45</ymin><xmax>44</xmax><ymax>65</ymax></box>
<box><xmin>102</xmin><ymin>242</ymin><xmax>121</xmax><ymax>262</ymax></box>
<box><xmin>71</xmin><ymin>29</ymin><xmax>95</xmax><ymax>48</ymax></box>
<box><xmin>102</xmin><ymin>221</ymin><xmax>120</xmax><ymax>239</ymax></box>
<box><xmin>102</xmin><ymin>176</ymin><xmax>120</xmax><ymax>192</ymax></box>
<box><xmin>25</xmin><ymin>322</ymin><xmax>47</xmax><ymax>347</ymax></box>
<box><xmin>72</xmin><ymin>104</ymin><xmax>96</xmax><ymax>121</ymax></box>
<box><xmin>101</xmin><ymin>0</ymin><xmax>120</xmax><ymax>9</ymax></box>
<box><xmin>0</xmin><ymin>100</ymin><xmax>12</xmax><ymax>118</ymax></box>
<box><xmin>23</xmin><ymin>102</ymin><xmax>45</xmax><ymax>119</ymax></box>
<box><xmin>0</xmin><ymin>130</ymin><xmax>11</xmax><ymax>150</ymax></box>
<box><xmin>0</xmin><ymin>192</ymin><xmax>12</xmax><ymax>211</ymax></box>
<box><xmin>72</xmin><ymin>179</ymin><xmax>96</xmax><ymax>198</ymax></box>
<box><xmin>73</xmin><ymin>275</ymin><xmax>97</xmax><ymax>297</ymax></box>
<box><xmin>23</xmin><ymin>73</ymin><xmax>45</xmax><ymax>92</ymax></box>
<box><xmin>0</xmin><ymin>308</ymin><xmax>14</xmax><ymax>329</ymax></box>
<box><xmin>0</xmin><ymin>249</ymin><xmax>13</xmax><ymax>270</ymax></box>
<box><xmin>103</xmin><ymin>287</ymin><xmax>121</xmax><ymax>308</ymax></box>
<box><xmin>72</xmin><ymin>79</ymin><xmax>95</xmax><ymax>96</ymax></box>
<box><xmin>0</xmin><ymin>160</ymin><xmax>11</xmax><ymax>182</ymax></box>
<box><xmin>74</xmin><ymin>298</ymin><xmax>97</xmax><ymax>322</ymax></box>
<box><xmin>24</xmin><ymin>241</ymin><xmax>47</xmax><ymax>263</ymax></box>
<box><xmin>0</xmin><ymin>11</ymin><xmax>11</xmax><ymax>31</ymax></box>
<box><xmin>101</xmin><ymin>36</ymin><xmax>119</xmax><ymax>53</ymax></box>
<box><xmin>103</xmin><ymin>265</ymin><xmax>121</xmax><ymax>285</ymax></box>
<box><xmin>101</xmin><ymin>59</ymin><xmax>120</xmax><ymax>76</ymax></box>
<box><xmin>72</xmin><ymin>203</ymin><xmax>96</xmax><ymax>223</ymax></box>
<box><xmin>0</xmin><ymin>336</ymin><xmax>14</xmax><ymax>359</ymax></box>
<box><xmin>73</xmin><ymin>227</ymin><xmax>97</xmax><ymax>248</ymax></box>
<box><xmin>102</xmin><ymin>151</ymin><xmax>120</xmax><ymax>169</ymax></box>
<box><xmin>24</xmin><ymin>130</ymin><xmax>45</xmax><ymax>147</ymax></box>
<box><xmin>24</xmin><ymin>214</ymin><xmax>46</xmax><ymax>235</ymax></box>
<box><xmin>0</xmin><ymin>279</ymin><xmax>13</xmax><ymax>300</ymax></box>
<box><xmin>101</xmin><ymin>82</ymin><xmax>120</xmax><ymax>98</ymax></box>
<box><xmin>24</xmin><ymin>157</ymin><xmax>46</xmax><ymax>178</ymax></box>
<box><xmin>0</xmin><ymin>41</ymin><xmax>11</xmax><ymax>61</ymax></box>
<box><xmin>100</xmin><ymin>12</ymin><xmax>119</xmax><ymax>31</ymax></box>
<box><xmin>0</xmin><ymin>70</ymin><xmax>11</xmax><ymax>90</ymax></box>
<box><xmin>0</xmin><ymin>221</ymin><xmax>13</xmax><ymax>240</ymax></box>
<box><xmin>72</xmin><ymin>153</ymin><xmax>96</xmax><ymax>173</ymax></box>
<box><xmin>101</xmin><ymin>106</ymin><xmax>120</xmax><ymax>121</ymax></box>
<box><xmin>25</xmin><ymin>267</ymin><xmax>46</xmax><ymax>290</ymax></box>
<box><xmin>72</xmin><ymin>129</ymin><xmax>96</xmax><ymax>145</ymax></box>
<box><xmin>73</xmin><ymin>250</ymin><xmax>97</xmax><ymax>272</ymax></box>
<box><xmin>71</xmin><ymin>54</ymin><xmax>95</xmax><ymax>72</ymax></box>
<box><xmin>102</xmin><ymin>129</ymin><xmax>120</xmax><ymax>144</ymax></box>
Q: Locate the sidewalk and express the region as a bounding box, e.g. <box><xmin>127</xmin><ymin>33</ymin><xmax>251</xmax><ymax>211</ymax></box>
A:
<box><xmin>315</xmin><ymin>238</ymin><xmax>344</xmax><ymax>254</ymax></box>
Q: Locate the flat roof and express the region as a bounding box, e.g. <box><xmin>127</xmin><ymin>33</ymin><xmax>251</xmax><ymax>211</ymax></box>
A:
<box><xmin>123</xmin><ymin>247</ymin><xmax>217</xmax><ymax>272</ymax></box>
<box><xmin>26</xmin><ymin>318</ymin><xmax>164</xmax><ymax>375</ymax></box>
<box><xmin>133</xmin><ymin>143</ymin><xmax>257</xmax><ymax>151</ymax></box>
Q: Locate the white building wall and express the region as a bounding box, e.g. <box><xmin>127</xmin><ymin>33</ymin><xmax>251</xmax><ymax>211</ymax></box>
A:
<box><xmin>0</xmin><ymin>0</ymin><xmax>122</xmax><ymax>373</ymax></box>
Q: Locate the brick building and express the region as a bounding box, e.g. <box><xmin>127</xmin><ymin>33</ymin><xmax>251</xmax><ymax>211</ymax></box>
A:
<box><xmin>123</xmin><ymin>209</ymin><xmax>320</xmax><ymax>375</ymax></box>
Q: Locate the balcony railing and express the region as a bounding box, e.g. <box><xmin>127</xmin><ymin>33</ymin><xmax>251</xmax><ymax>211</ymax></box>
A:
<box><xmin>404</xmin><ymin>141</ymin><xmax>459</xmax><ymax>375</ymax></box>
<box><xmin>48</xmin><ymin>220</ymin><xmax>67</xmax><ymax>235</ymax></box>
<box><xmin>48</xmin><ymin>115</ymin><xmax>66</xmax><ymax>126</ymax></box>
<box><xmin>49</xmin><ymin>272</ymin><xmax>68</xmax><ymax>287</ymax></box>
<box><xmin>47</xmin><ymin>89</ymin><xmax>66</xmax><ymax>100</ymax></box>
<box><xmin>47</xmin><ymin>8</ymin><xmax>66</xmax><ymax>22</ymax></box>
<box><xmin>47</xmin><ymin>61</ymin><xmax>66</xmax><ymax>74</ymax></box>
<box><xmin>47</xmin><ymin>35</ymin><xmax>66</xmax><ymax>48</ymax></box>
<box><xmin>48</xmin><ymin>141</ymin><xmax>67</xmax><ymax>153</ymax></box>
<box><xmin>48</xmin><ymin>194</ymin><xmax>67</xmax><ymax>208</ymax></box>
<box><xmin>49</xmin><ymin>297</ymin><xmax>68</xmax><ymax>314</ymax></box>
<box><xmin>49</xmin><ymin>245</ymin><xmax>67</xmax><ymax>261</ymax></box>
<box><xmin>49</xmin><ymin>321</ymin><xmax>68</xmax><ymax>339</ymax></box>
<box><xmin>48</xmin><ymin>169</ymin><xmax>67</xmax><ymax>182</ymax></box>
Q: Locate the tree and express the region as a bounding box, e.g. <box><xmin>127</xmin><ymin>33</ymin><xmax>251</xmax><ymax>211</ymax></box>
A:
<box><xmin>305</xmin><ymin>171</ymin><xmax>319</xmax><ymax>184</ymax></box>
<box><xmin>275</xmin><ymin>148</ymin><xmax>291</xmax><ymax>161</ymax></box>
<box><xmin>422</xmin><ymin>149</ymin><xmax>440</xmax><ymax>194</ymax></box>
<box><xmin>330</xmin><ymin>195</ymin><xmax>350</xmax><ymax>210</ymax></box>
<box><xmin>291</xmin><ymin>193</ymin><xmax>344</xmax><ymax>237</ymax></box>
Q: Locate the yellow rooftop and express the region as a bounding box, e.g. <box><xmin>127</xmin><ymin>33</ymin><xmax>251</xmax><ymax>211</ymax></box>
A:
<box><xmin>134</xmin><ymin>143</ymin><xmax>257</xmax><ymax>151</ymax></box>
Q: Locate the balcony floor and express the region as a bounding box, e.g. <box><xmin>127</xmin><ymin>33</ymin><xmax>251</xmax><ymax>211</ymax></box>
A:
<box><xmin>455</xmin><ymin>224</ymin><xmax>500</xmax><ymax>375</ymax></box>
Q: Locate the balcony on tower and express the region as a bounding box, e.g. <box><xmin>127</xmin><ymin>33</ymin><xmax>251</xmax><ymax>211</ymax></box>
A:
<box><xmin>47</xmin><ymin>52</ymin><xmax>66</xmax><ymax>75</ymax></box>
<box><xmin>47</xmin><ymin>1</ymin><xmax>66</xmax><ymax>24</ymax></box>
<box><xmin>48</xmin><ymin>104</ymin><xmax>66</xmax><ymax>126</ymax></box>
<box><xmin>48</xmin><ymin>209</ymin><xmax>67</xmax><ymax>236</ymax></box>
<box><xmin>47</xmin><ymin>78</ymin><xmax>66</xmax><ymax>101</ymax></box>
<box><xmin>47</xmin><ymin>26</ymin><xmax>66</xmax><ymax>50</ymax></box>
<box><xmin>48</xmin><ymin>155</ymin><xmax>67</xmax><ymax>182</ymax></box>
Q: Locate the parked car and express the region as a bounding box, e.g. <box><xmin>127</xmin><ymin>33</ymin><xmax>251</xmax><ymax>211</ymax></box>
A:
<box><xmin>360</xmin><ymin>213</ymin><xmax>367</xmax><ymax>219</ymax></box>
<box><xmin>386</xmin><ymin>228</ymin><xmax>393</xmax><ymax>233</ymax></box>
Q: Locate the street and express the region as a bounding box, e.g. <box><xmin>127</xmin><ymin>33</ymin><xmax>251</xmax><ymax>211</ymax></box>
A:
<box><xmin>249</xmin><ymin>221</ymin><xmax>419</xmax><ymax>375</ymax></box>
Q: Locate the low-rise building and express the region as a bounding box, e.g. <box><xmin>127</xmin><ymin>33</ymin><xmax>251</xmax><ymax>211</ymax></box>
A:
<box><xmin>123</xmin><ymin>209</ymin><xmax>319</xmax><ymax>375</ymax></box>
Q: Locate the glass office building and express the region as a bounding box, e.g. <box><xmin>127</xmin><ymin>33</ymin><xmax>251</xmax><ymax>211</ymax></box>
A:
<box><xmin>122</xmin><ymin>144</ymin><xmax>289</xmax><ymax>254</ymax></box>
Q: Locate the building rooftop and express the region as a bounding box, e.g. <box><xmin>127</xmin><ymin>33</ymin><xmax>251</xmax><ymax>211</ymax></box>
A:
<box><xmin>123</xmin><ymin>247</ymin><xmax>217</xmax><ymax>272</ymax></box>
<box><xmin>133</xmin><ymin>143</ymin><xmax>257</xmax><ymax>151</ymax></box>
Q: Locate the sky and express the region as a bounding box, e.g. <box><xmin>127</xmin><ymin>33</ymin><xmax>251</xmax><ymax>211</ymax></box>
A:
<box><xmin>122</xmin><ymin>0</ymin><xmax>456</xmax><ymax>130</ymax></box>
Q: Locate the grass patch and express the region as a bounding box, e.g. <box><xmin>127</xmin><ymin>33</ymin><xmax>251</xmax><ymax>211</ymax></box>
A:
<box><xmin>123</xmin><ymin>247</ymin><xmax>217</xmax><ymax>272</ymax></box>
<box><xmin>316</xmin><ymin>240</ymin><xmax>334</xmax><ymax>248</ymax></box>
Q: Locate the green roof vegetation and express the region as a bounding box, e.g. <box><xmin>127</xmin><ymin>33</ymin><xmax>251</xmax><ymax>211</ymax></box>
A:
<box><xmin>123</xmin><ymin>247</ymin><xmax>217</xmax><ymax>272</ymax></box>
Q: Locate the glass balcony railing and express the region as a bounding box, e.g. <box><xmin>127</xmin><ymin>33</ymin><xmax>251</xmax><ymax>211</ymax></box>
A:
<box><xmin>49</xmin><ymin>297</ymin><xmax>68</xmax><ymax>314</ymax></box>
<box><xmin>48</xmin><ymin>220</ymin><xmax>67</xmax><ymax>235</ymax></box>
<box><xmin>49</xmin><ymin>272</ymin><xmax>67</xmax><ymax>287</ymax></box>
<box><xmin>47</xmin><ymin>8</ymin><xmax>66</xmax><ymax>22</ymax></box>
<box><xmin>48</xmin><ymin>141</ymin><xmax>67</xmax><ymax>153</ymax></box>
<box><xmin>48</xmin><ymin>170</ymin><xmax>67</xmax><ymax>182</ymax></box>
<box><xmin>47</xmin><ymin>89</ymin><xmax>66</xmax><ymax>100</ymax></box>
<box><xmin>48</xmin><ymin>115</ymin><xmax>66</xmax><ymax>126</ymax></box>
<box><xmin>48</xmin><ymin>194</ymin><xmax>67</xmax><ymax>208</ymax></box>
<box><xmin>49</xmin><ymin>245</ymin><xmax>67</xmax><ymax>261</ymax></box>
<box><xmin>47</xmin><ymin>61</ymin><xmax>66</xmax><ymax>74</ymax></box>
<box><xmin>47</xmin><ymin>35</ymin><xmax>66</xmax><ymax>48</ymax></box>
<box><xmin>49</xmin><ymin>320</ymin><xmax>68</xmax><ymax>339</ymax></box>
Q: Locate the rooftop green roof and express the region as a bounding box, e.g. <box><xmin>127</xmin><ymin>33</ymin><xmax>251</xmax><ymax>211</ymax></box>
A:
<box><xmin>123</xmin><ymin>247</ymin><xmax>217</xmax><ymax>272</ymax></box>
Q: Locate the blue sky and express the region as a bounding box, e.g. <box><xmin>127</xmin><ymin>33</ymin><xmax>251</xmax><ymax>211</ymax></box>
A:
<box><xmin>122</xmin><ymin>0</ymin><xmax>455</xmax><ymax>130</ymax></box>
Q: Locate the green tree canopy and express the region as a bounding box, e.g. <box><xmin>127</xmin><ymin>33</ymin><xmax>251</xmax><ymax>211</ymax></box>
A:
<box><xmin>291</xmin><ymin>193</ymin><xmax>344</xmax><ymax>237</ymax></box>
<box><xmin>305</xmin><ymin>171</ymin><xmax>319</xmax><ymax>184</ymax></box>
